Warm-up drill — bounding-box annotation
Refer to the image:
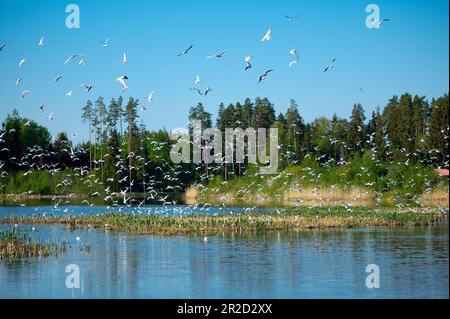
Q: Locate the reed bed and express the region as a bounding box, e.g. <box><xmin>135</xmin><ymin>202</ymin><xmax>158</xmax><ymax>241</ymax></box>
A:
<box><xmin>0</xmin><ymin>228</ymin><xmax>67</xmax><ymax>260</ymax></box>
<box><xmin>1</xmin><ymin>207</ymin><xmax>445</xmax><ymax>236</ymax></box>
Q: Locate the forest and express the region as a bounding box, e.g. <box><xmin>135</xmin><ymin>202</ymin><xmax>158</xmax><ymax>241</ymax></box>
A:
<box><xmin>0</xmin><ymin>92</ymin><xmax>448</xmax><ymax>202</ymax></box>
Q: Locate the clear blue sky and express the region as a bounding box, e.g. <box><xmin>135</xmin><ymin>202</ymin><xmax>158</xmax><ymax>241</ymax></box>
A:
<box><xmin>0</xmin><ymin>0</ymin><xmax>448</xmax><ymax>144</ymax></box>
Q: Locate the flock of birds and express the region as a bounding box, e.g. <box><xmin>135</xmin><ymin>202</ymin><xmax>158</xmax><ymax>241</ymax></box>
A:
<box><xmin>2</xmin><ymin>13</ymin><xmax>445</xmax><ymax>216</ymax></box>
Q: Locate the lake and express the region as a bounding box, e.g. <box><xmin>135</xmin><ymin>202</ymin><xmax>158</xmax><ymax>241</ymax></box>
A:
<box><xmin>0</xmin><ymin>205</ymin><xmax>448</xmax><ymax>298</ymax></box>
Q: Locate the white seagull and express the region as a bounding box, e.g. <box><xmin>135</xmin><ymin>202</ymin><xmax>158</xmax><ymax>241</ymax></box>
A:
<box><xmin>116</xmin><ymin>76</ymin><xmax>129</xmax><ymax>92</ymax></box>
<box><xmin>194</xmin><ymin>75</ymin><xmax>201</xmax><ymax>84</ymax></box>
<box><xmin>54</xmin><ymin>75</ymin><xmax>62</xmax><ymax>82</ymax></box>
<box><xmin>261</xmin><ymin>27</ymin><xmax>272</xmax><ymax>42</ymax></box>
<box><xmin>21</xmin><ymin>90</ymin><xmax>31</xmax><ymax>98</ymax></box>
<box><xmin>289</xmin><ymin>60</ymin><xmax>297</xmax><ymax>67</ymax></box>
<box><xmin>15</xmin><ymin>78</ymin><xmax>22</xmax><ymax>86</ymax></box>
<box><xmin>206</xmin><ymin>50</ymin><xmax>227</xmax><ymax>59</ymax></box>
<box><xmin>64</xmin><ymin>54</ymin><xmax>79</xmax><ymax>64</ymax></box>
<box><xmin>19</xmin><ymin>58</ymin><xmax>26</xmax><ymax>68</ymax></box>
<box><xmin>146</xmin><ymin>91</ymin><xmax>154</xmax><ymax>103</ymax></box>
<box><xmin>0</xmin><ymin>44</ymin><xmax>6</xmax><ymax>52</ymax></box>
<box><xmin>65</xmin><ymin>90</ymin><xmax>73</xmax><ymax>97</ymax></box>
<box><xmin>289</xmin><ymin>49</ymin><xmax>300</xmax><ymax>59</ymax></box>
<box><xmin>47</xmin><ymin>112</ymin><xmax>54</xmax><ymax>120</ymax></box>
<box><xmin>122</xmin><ymin>52</ymin><xmax>127</xmax><ymax>64</ymax></box>
<box><xmin>37</xmin><ymin>36</ymin><xmax>45</xmax><ymax>46</ymax></box>
<box><xmin>99</xmin><ymin>38</ymin><xmax>110</xmax><ymax>47</ymax></box>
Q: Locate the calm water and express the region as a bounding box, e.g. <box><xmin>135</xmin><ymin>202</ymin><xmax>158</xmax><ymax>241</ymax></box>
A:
<box><xmin>0</xmin><ymin>206</ymin><xmax>448</xmax><ymax>299</ymax></box>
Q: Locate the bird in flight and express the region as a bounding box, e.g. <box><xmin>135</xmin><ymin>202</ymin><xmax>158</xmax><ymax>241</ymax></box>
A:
<box><xmin>64</xmin><ymin>54</ymin><xmax>79</xmax><ymax>64</ymax></box>
<box><xmin>47</xmin><ymin>112</ymin><xmax>53</xmax><ymax>121</ymax></box>
<box><xmin>122</xmin><ymin>52</ymin><xmax>127</xmax><ymax>64</ymax></box>
<box><xmin>37</xmin><ymin>36</ymin><xmax>45</xmax><ymax>46</ymax></box>
<box><xmin>21</xmin><ymin>90</ymin><xmax>31</xmax><ymax>98</ymax></box>
<box><xmin>258</xmin><ymin>69</ymin><xmax>273</xmax><ymax>83</ymax></box>
<box><xmin>99</xmin><ymin>38</ymin><xmax>110</xmax><ymax>47</ymax></box>
<box><xmin>81</xmin><ymin>84</ymin><xmax>93</xmax><ymax>92</ymax></box>
<box><xmin>204</xmin><ymin>87</ymin><xmax>212</xmax><ymax>96</ymax></box>
<box><xmin>372</xmin><ymin>18</ymin><xmax>390</xmax><ymax>28</ymax></box>
<box><xmin>324</xmin><ymin>58</ymin><xmax>336</xmax><ymax>72</ymax></box>
<box><xmin>206</xmin><ymin>50</ymin><xmax>227</xmax><ymax>59</ymax></box>
<box><xmin>54</xmin><ymin>75</ymin><xmax>62</xmax><ymax>83</ymax></box>
<box><xmin>0</xmin><ymin>44</ymin><xmax>6</xmax><ymax>52</ymax></box>
<box><xmin>65</xmin><ymin>90</ymin><xmax>73</xmax><ymax>97</ymax></box>
<box><xmin>194</xmin><ymin>75</ymin><xmax>201</xmax><ymax>84</ymax></box>
<box><xmin>289</xmin><ymin>60</ymin><xmax>297</xmax><ymax>67</ymax></box>
<box><xmin>15</xmin><ymin>78</ymin><xmax>22</xmax><ymax>86</ymax></box>
<box><xmin>284</xmin><ymin>15</ymin><xmax>298</xmax><ymax>22</ymax></box>
<box><xmin>261</xmin><ymin>27</ymin><xmax>272</xmax><ymax>42</ymax></box>
<box><xmin>116</xmin><ymin>76</ymin><xmax>129</xmax><ymax>92</ymax></box>
<box><xmin>146</xmin><ymin>91</ymin><xmax>154</xmax><ymax>104</ymax></box>
<box><xmin>289</xmin><ymin>49</ymin><xmax>300</xmax><ymax>59</ymax></box>
<box><xmin>19</xmin><ymin>58</ymin><xmax>26</xmax><ymax>68</ymax></box>
<box><xmin>245</xmin><ymin>62</ymin><xmax>252</xmax><ymax>71</ymax></box>
<box><xmin>244</xmin><ymin>55</ymin><xmax>252</xmax><ymax>71</ymax></box>
<box><xmin>177</xmin><ymin>44</ymin><xmax>193</xmax><ymax>56</ymax></box>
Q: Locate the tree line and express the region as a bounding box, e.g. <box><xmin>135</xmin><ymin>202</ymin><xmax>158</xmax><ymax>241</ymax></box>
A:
<box><xmin>0</xmin><ymin>92</ymin><xmax>448</xmax><ymax>196</ymax></box>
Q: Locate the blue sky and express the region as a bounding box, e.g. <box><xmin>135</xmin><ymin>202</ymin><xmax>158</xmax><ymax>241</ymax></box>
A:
<box><xmin>0</xmin><ymin>0</ymin><xmax>448</xmax><ymax>144</ymax></box>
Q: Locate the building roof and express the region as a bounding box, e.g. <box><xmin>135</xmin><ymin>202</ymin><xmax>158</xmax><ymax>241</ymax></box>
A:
<box><xmin>434</xmin><ymin>169</ymin><xmax>449</xmax><ymax>176</ymax></box>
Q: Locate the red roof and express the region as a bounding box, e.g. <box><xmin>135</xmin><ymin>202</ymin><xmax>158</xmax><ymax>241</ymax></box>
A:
<box><xmin>434</xmin><ymin>169</ymin><xmax>449</xmax><ymax>176</ymax></box>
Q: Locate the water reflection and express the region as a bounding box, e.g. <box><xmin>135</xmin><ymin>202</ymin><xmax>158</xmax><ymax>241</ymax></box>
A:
<box><xmin>0</xmin><ymin>222</ymin><xmax>448</xmax><ymax>298</ymax></box>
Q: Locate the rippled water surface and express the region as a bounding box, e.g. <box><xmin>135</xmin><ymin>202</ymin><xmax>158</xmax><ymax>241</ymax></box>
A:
<box><xmin>0</xmin><ymin>206</ymin><xmax>448</xmax><ymax>298</ymax></box>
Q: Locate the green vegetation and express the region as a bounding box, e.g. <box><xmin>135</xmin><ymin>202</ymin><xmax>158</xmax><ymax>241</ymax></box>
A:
<box><xmin>1</xmin><ymin>207</ymin><xmax>445</xmax><ymax>236</ymax></box>
<box><xmin>0</xmin><ymin>92</ymin><xmax>448</xmax><ymax>205</ymax></box>
<box><xmin>0</xmin><ymin>227</ymin><xmax>68</xmax><ymax>260</ymax></box>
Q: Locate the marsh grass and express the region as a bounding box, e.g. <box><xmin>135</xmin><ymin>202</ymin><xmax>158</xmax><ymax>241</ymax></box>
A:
<box><xmin>1</xmin><ymin>206</ymin><xmax>445</xmax><ymax>236</ymax></box>
<box><xmin>0</xmin><ymin>227</ymin><xmax>68</xmax><ymax>261</ymax></box>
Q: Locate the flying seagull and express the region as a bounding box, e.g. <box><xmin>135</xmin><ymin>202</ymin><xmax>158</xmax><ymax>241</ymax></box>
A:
<box><xmin>65</xmin><ymin>90</ymin><xmax>73</xmax><ymax>96</ymax></box>
<box><xmin>177</xmin><ymin>44</ymin><xmax>193</xmax><ymax>56</ymax></box>
<box><xmin>99</xmin><ymin>38</ymin><xmax>110</xmax><ymax>47</ymax></box>
<box><xmin>0</xmin><ymin>44</ymin><xmax>6</xmax><ymax>52</ymax></box>
<box><xmin>204</xmin><ymin>87</ymin><xmax>212</xmax><ymax>96</ymax></box>
<box><xmin>21</xmin><ymin>90</ymin><xmax>31</xmax><ymax>98</ymax></box>
<box><xmin>289</xmin><ymin>48</ymin><xmax>300</xmax><ymax>59</ymax></box>
<box><xmin>289</xmin><ymin>60</ymin><xmax>297</xmax><ymax>67</ymax></box>
<box><xmin>245</xmin><ymin>62</ymin><xmax>252</xmax><ymax>71</ymax></box>
<box><xmin>39</xmin><ymin>105</ymin><xmax>44</xmax><ymax>111</ymax></box>
<box><xmin>54</xmin><ymin>75</ymin><xmax>62</xmax><ymax>82</ymax></box>
<box><xmin>146</xmin><ymin>91</ymin><xmax>154</xmax><ymax>103</ymax></box>
<box><xmin>206</xmin><ymin>50</ymin><xmax>227</xmax><ymax>59</ymax></box>
<box><xmin>194</xmin><ymin>75</ymin><xmax>201</xmax><ymax>84</ymax></box>
<box><xmin>78</xmin><ymin>59</ymin><xmax>87</xmax><ymax>66</ymax></box>
<box><xmin>122</xmin><ymin>52</ymin><xmax>127</xmax><ymax>64</ymax></box>
<box><xmin>373</xmin><ymin>18</ymin><xmax>390</xmax><ymax>28</ymax></box>
<box><xmin>261</xmin><ymin>27</ymin><xmax>272</xmax><ymax>42</ymax></box>
<box><xmin>19</xmin><ymin>58</ymin><xmax>26</xmax><ymax>68</ymax></box>
<box><xmin>37</xmin><ymin>36</ymin><xmax>45</xmax><ymax>46</ymax></box>
<box><xmin>15</xmin><ymin>78</ymin><xmax>22</xmax><ymax>86</ymax></box>
<box><xmin>81</xmin><ymin>84</ymin><xmax>93</xmax><ymax>92</ymax></box>
<box><xmin>64</xmin><ymin>54</ymin><xmax>79</xmax><ymax>64</ymax></box>
<box><xmin>324</xmin><ymin>58</ymin><xmax>336</xmax><ymax>72</ymax></box>
<box><xmin>47</xmin><ymin>112</ymin><xmax>53</xmax><ymax>121</ymax></box>
<box><xmin>284</xmin><ymin>15</ymin><xmax>298</xmax><ymax>22</ymax></box>
<box><xmin>258</xmin><ymin>69</ymin><xmax>273</xmax><ymax>83</ymax></box>
<box><xmin>116</xmin><ymin>76</ymin><xmax>129</xmax><ymax>92</ymax></box>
